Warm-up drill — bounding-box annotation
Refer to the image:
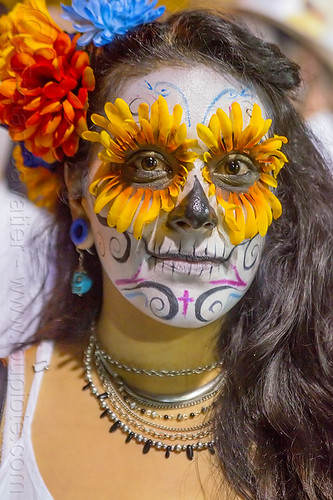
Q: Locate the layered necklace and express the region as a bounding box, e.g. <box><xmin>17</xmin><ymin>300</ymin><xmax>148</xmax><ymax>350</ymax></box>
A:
<box><xmin>83</xmin><ymin>328</ymin><xmax>224</xmax><ymax>460</ymax></box>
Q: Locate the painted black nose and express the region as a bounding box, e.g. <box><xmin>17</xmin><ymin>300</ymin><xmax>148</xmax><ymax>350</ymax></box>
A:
<box><xmin>167</xmin><ymin>177</ymin><xmax>217</xmax><ymax>232</ymax></box>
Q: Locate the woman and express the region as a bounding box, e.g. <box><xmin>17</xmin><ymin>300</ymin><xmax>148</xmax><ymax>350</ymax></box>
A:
<box><xmin>0</xmin><ymin>2</ymin><xmax>332</xmax><ymax>499</ymax></box>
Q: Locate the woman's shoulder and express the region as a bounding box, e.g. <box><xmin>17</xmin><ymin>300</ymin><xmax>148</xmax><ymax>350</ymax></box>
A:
<box><xmin>0</xmin><ymin>341</ymin><xmax>80</xmax><ymax>424</ymax></box>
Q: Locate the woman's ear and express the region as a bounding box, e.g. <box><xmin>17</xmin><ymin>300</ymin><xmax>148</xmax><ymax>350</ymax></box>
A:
<box><xmin>64</xmin><ymin>163</ymin><xmax>95</xmax><ymax>250</ymax></box>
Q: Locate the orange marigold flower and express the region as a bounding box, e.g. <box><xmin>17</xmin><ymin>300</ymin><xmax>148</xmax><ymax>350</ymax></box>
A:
<box><xmin>13</xmin><ymin>144</ymin><xmax>62</xmax><ymax>211</ymax></box>
<box><xmin>0</xmin><ymin>0</ymin><xmax>60</xmax><ymax>80</ymax></box>
<box><xmin>0</xmin><ymin>0</ymin><xmax>95</xmax><ymax>163</ymax></box>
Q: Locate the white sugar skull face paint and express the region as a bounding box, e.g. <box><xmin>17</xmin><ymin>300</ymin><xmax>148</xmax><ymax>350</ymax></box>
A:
<box><xmin>85</xmin><ymin>66</ymin><xmax>266</xmax><ymax>328</ymax></box>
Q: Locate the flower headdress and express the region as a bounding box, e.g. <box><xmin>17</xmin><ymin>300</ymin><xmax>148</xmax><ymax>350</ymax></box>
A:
<box><xmin>0</xmin><ymin>0</ymin><xmax>165</xmax><ymax>209</ymax></box>
<box><xmin>62</xmin><ymin>0</ymin><xmax>165</xmax><ymax>47</ymax></box>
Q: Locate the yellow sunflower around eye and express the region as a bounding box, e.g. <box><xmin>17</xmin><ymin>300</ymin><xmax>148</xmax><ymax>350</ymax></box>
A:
<box><xmin>82</xmin><ymin>95</ymin><xmax>198</xmax><ymax>239</ymax></box>
<box><xmin>197</xmin><ymin>102</ymin><xmax>288</xmax><ymax>245</ymax></box>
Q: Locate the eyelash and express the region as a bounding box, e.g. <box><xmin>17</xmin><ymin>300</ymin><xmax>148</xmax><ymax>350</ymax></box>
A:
<box><xmin>205</xmin><ymin>152</ymin><xmax>260</xmax><ymax>192</ymax></box>
<box><xmin>122</xmin><ymin>149</ymin><xmax>179</xmax><ymax>190</ymax></box>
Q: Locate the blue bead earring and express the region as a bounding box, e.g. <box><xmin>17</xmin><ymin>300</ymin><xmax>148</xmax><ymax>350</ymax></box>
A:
<box><xmin>70</xmin><ymin>218</ymin><xmax>89</xmax><ymax>246</ymax></box>
<box><xmin>71</xmin><ymin>249</ymin><xmax>93</xmax><ymax>296</ymax></box>
<box><xmin>70</xmin><ymin>219</ymin><xmax>93</xmax><ymax>296</ymax></box>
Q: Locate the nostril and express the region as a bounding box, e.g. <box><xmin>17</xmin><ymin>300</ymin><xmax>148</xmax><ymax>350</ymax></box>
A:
<box><xmin>203</xmin><ymin>221</ymin><xmax>215</xmax><ymax>229</ymax></box>
<box><xmin>176</xmin><ymin>220</ymin><xmax>190</xmax><ymax>229</ymax></box>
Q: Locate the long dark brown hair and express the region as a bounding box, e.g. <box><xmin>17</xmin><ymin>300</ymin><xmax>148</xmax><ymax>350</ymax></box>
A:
<box><xmin>25</xmin><ymin>10</ymin><xmax>333</xmax><ymax>499</ymax></box>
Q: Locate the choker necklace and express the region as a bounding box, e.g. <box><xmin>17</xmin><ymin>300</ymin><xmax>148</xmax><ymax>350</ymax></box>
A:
<box><xmin>83</xmin><ymin>331</ymin><xmax>222</xmax><ymax>460</ymax></box>
<box><xmin>98</xmin><ymin>353</ymin><xmax>224</xmax><ymax>405</ymax></box>
<box><xmin>95</xmin><ymin>336</ymin><xmax>223</xmax><ymax>377</ymax></box>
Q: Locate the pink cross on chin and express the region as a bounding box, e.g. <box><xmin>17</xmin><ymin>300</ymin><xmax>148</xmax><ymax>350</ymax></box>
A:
<box><xmin>178</xmin><ymin>290</ymin><xmax>194</xmax><ymax>316</ymax></box>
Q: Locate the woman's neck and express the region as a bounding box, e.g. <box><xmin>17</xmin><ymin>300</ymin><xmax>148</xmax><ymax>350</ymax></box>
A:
<box><xmin>95</xmin><ymin>276</ymin><xmax>223</xmax><ymax>395</ymax></box>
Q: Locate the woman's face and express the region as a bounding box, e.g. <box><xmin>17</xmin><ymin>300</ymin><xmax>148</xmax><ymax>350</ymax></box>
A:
<box><xmin>84</xmin><ymin>66</ymin><xmax>266</xmax><ymax>328</ymax></box>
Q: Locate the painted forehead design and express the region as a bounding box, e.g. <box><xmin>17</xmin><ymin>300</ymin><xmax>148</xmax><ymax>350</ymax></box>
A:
<box><xmin>127</xmin><ymin>78</ymin><xmax>256</xmax><ymax>128</ymax></box>
<box><xmin>82</xmin><ymin>96</ymin><xmax>288</xmax><ymax>243</ymax></box>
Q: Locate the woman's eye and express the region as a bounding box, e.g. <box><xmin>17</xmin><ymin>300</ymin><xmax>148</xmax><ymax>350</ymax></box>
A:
<box><xmin>122</xmin><ymin>150</ymin><xmax>174</xmax><ymax>185</ymax></box>
<box><xmin>141</xmin><ymin>156</ymin><xmax>159</xmax><ymax>170</ymax></box>
<box><xmin>210</xmin><ymin>153</ymin><xmax>260</xmax><ymax>191</ymax></box>
<box><xmin>222</xmin><ymin>159</ymin><xmax>249</xmax><ymax>176</ymax></box>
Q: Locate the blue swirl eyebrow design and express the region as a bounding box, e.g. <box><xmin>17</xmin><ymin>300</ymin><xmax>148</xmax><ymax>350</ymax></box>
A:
<box><xmin>144</xmin><ymin>80</ymin><xmax>191</xmax><ymax>127</ymax></box>
<box><xmin>202</xmin><ymin>87</ymin><xmax>255</xmax><ymax>124</ymax></box>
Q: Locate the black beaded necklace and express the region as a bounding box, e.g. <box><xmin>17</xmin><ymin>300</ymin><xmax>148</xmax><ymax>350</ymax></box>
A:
<box><xmin>82</xmin><ymin>333</ymin><xmax>220</xmax><ymax>460</ymax></box>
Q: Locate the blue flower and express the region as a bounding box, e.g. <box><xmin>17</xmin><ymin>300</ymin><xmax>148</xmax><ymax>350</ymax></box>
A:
<box><xmin>19</xmin><ymin>143</ymin><xmax>58</xmax><ymax>170</ymax></box>
<box><xmin>62</xmin><ymin>0</ymin><xmax>165</xmax><ymax>47</ymax></box>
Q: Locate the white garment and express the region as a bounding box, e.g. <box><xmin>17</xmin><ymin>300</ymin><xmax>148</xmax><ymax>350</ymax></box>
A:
<box><xmin>0</xmin><ymin>181</ymin><xmax>50</xmax><ymax>357</ymax></box>
<box><xmin>0</xmin><ymin>343</ymin><xmax>54</xmax><ymax>500</ymax></box>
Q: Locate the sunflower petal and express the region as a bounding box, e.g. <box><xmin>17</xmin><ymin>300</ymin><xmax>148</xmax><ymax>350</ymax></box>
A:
<box><xmin>230</xmin><ymin>193</ymin><xmax>245</xmax><ymax>243</ymax></box>
<box><xmin>172</xmin><ymin>123</ymin><xmax>187</xmax><ymax>147</ymax></box>
<box><xmin>230</xmin><ymin>102</ymin><xmax>243</xmax><ymax>149</ymax></box>
<box><xmin>115</xmin><ymin>98</ymin><xmax>134</xmax><ymax>121</ymax></box>
<box><xmin>171</xmin><ymin>104</ymin><xmax>183</xmax><ymax>131</ymax></box>
<box><xmin>259</xmin><ymin>173</ymin><xmax>278</xmax><ymax>188</ymax></box>
<box><xmin>208</xmin><ymin>114</ymin><xmax>221</xmax><ymax>145</ymax></box>
<box><xmin>168</xmin><ymin>183</ymin><xmax>180</xmax><ymax>197</ymax></box>
<box><xmin>90</xmin><ymin>175</ymin><xmax>120</xmax><ymax>197</ymax></box>
<box><xmin>245</xmin><ymin>119</ymin><xmax>272</xmax><ymax>149</ymax></box>
<box><xmin>216</xmin><ymin>108</ymin><xmax>233</xmax><ymax>150</ymax></box>
<box><xmin>91</xmin><ymin>114</ymin><xmax>110</xmax><ymax>130</ymax></box>
<box><xmin>116</xmin><ymin>188</ymin><xmax>144</xmax><ymax>233</ymax></box>
<box><xmin>203</xmin><ymin>152</ymin><xmax>212</xmax><ymax>163</ymax></box>
<box><xmin>160</xmin><ymin>189</ymin><xmax>175</xmax><ymax>212</ymax></box>
<box><xmin>240</xmin><ymin>193</ymin><xmax>257</xmax><ymax>239</ymax></box>
<box><xmin>259</xmin><ymin>184</ymin><xmax>282</xmax><ymax>219</ymax></box>
<box><xmin>216</xmin><ymin>190</ymin><xmax>238</xmax><ymax>211</ymax></box>
<box><xmin>133</xmin><ymin>190</ymin><xmax>152</xmax><ymax>239</ymax></box>
<box><xmin>158</xmin><ymin>97</ymin><xmax>172</xmax><ymax>145</ymax></box>
<box><xmin>107</xmin><ymin>186</ymin><xmax>133</xmax><ymax>227</ymax></box>
<box><xmin>150</xmin><ymin>99</ymin><xmax>159</xmax><ymax>141</ymax></box>
<box><xmin>138</xmin><ymin>102</ymin><xmax>149</xmax><ymax>122</ymax></box>
<box><xmin>176</xmin><ymin>151</ymin><xmax>198</xmax><ymax>162</ymax></box>
<box><xmin>197</xmin><ymin>123</ymin><xmax>218</xmax><ymax>150</ymax></box>
<box><xmin>248</xmin><ymin>185</ymin><xmax>271</xmax><ymax>236</ymax></box>
<box><xmin>94</xmin><ymin>183</ymin><xmax>123</xmax><ymax>213</ymax></box>
<box><xmin>141</xmin><ymin>190</ymin><xmax>161</xmax><ymax>224</ymax></box>
<box><xmin>252</xmin><ymin>135</ymin><xmax>288</xmax><ymax>154</ymax></box>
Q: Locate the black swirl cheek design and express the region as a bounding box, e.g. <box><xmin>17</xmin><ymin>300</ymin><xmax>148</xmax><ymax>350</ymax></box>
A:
<box><xmin>123</xmin><ymin>282</ymin><xmax>179</xmax><ymax>320</ymax></box>
<box><xmin>195</xmin><ymin>286</ymin><xmax>240</xmax><ymax>322</ymax></box>
<box><xmin>243</xmin><ymin>235</ymin><xmax>261</xmax><ymax>270</ymax></box>
<box><xmin>96</xmin><ymin>213</ymin><xmax>109</xmax><ymax>227</ymax></box>
<box><xmin>108</xmin><ymin>232</ymin><xmax>131</xmax><ymax>263</ymax></box>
